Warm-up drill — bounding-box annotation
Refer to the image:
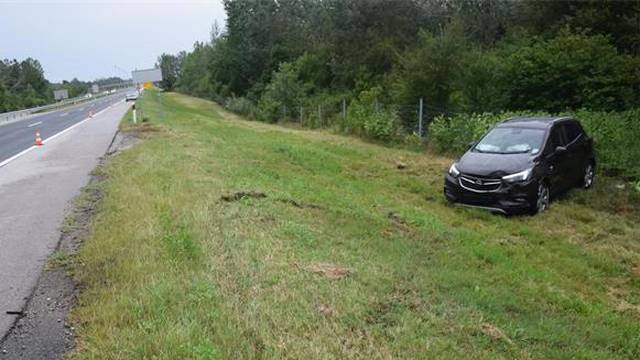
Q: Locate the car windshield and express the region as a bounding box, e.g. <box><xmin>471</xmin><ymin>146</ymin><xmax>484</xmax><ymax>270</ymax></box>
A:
<box><xmin>474</xmin><ymin>127</ymin><xmax>545</xmax><ymax>154</ymax></box>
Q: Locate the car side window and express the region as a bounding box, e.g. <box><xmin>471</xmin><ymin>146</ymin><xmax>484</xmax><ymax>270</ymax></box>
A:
<box><xmin>546</xmin><ymin>126</ymin><xmax>566</xmax><ymax>153</ymax></box>
<box><xmin>563</xmin><ymin>122</ymin><xmax>583</xmax><ymax>144</ymax></box>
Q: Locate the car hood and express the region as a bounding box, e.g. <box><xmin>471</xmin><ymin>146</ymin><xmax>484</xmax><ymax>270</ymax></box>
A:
<box><xmin>457</xmin><ymin>151</ymin><xmax>534</xmax><ymax>178</ymax></box>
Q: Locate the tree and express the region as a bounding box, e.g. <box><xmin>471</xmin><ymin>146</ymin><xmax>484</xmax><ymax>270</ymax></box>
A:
<box><xmin>505</xmin><ymin>30</ymin><xmax>640</xmax><ymax>111</ymax></box>
<box><xmin>391</xmin><ymin>22</ymin><xmax>467</xmax><ymax>116</ymax></box>
<box><xmin>257</xmin><ymin>61</ymin><xmax>310</xmax><ymax>121</ymax></box>
<box><xmin>0</xmin><ymin>82</ymin><xmax>7</xmax><ymax>112</ymax></box>
<box><xmin>168</xmin><ymin>0</ymin><xmax>640</xmax><ymax>132</ymax></box>
<box><xmin>157</xmin><ymin>53</ymin><xmax>183</xmax><ymax>91</ymax></box>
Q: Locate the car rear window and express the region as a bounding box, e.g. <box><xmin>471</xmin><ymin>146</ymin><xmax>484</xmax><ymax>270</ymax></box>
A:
<box><xmin>564</xmin><ymin>122</ymin><xmax>583</xmax><ymax>143</ymax></box>
<box><xmin>549</xmin><ymin>126</ymin><xmax>567</xmax><ymax>148</ymax></box>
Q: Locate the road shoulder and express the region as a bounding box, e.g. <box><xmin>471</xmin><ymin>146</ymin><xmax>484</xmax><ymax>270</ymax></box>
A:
<box><xmin>0</xmin><ymin>130</ymin><xmax>140</xmax><ymax>359</ymax></box>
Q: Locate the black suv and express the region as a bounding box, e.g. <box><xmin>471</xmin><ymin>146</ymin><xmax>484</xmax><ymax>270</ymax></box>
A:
<box><xmin>444</xmin><ymin>117</ymin><xmax>595</xmax><ymax>215</ymax></box>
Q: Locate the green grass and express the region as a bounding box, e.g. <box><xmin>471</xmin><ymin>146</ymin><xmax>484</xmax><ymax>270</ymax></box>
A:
<box><xmin>70</xmin><ymin>91</ymin><xmax>640</xmax><ymax>359</ymax></box>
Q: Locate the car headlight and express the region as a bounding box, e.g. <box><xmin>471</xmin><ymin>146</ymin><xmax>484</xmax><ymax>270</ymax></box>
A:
<box><xmin>448</xmin><ymin>163</ymin><xmax>460</xmax><ymax>177</ymax></box>
<box><xmin>502</xmin><ymin>168</ymin><xmax>532</xmax><ymax>183</ymax></box>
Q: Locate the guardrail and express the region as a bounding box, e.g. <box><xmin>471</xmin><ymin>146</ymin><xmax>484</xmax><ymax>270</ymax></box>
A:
<box><xmin>0</xmin><ymin>89</ymin><xmax>129</xmax><ymax>126</ymax></box>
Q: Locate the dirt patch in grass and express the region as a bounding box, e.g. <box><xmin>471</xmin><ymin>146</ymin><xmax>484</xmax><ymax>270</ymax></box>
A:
<box><xmin>608</xmin><ymin>280</ymin><xmax>640</xmax><ymax>315</ymax></box>
<box><xmin>0</xmin><ymin>130</ymin><xmax>139</xmax><ymax>359</ymax></box>
<box><xmin>277</xmin><ymin>198</ymin><xmax>322</xmax><ymax>209</ymax></box>
<box><xmin>480</xmin><ymin>323</ymin><xmax>513</xmax><ymax>344</ymax></box>
<box><xmin>221</xmin><ymin>191</ymin><xmax>267</xmax><ymax>202</ymax></box>
<box><xmin>386</xmin><ymin>211</ymin><xmax>415</xmax><ymax>235</ymax></box>
<box><xmin>316</xmin><ymin>304</ymin><xmax>337</xmax><ymax>317</ymax></box>
<box><xmin>305</xmin><ymin>263</ymin><xmax>351</xmax><ymax>280</ymax></box>
<box><xmin>106</xmin><ymin>130</ymin><xmax>140</xmax><ymax>157</ymax></box>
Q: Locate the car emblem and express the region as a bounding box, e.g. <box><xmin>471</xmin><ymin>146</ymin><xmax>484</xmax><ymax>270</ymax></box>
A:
<box><xmin>475</xmin><ymin>179</ymin><xmax>483</xmax><ymax>185</ymax></box>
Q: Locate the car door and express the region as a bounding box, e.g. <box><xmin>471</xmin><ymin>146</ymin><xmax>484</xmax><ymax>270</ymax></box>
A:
<box><xmin>565</xmin><ymin>120</ymin><xmax>593</xmax><ymax>181</ymax></box>
<box><xmin>544</xmin><ymin>124</ymin><xmax>571</xmax><ymax>193</ymax></box>
<box><xmin>561</xmin><ymin>121</ymin><xmax>587</xmax><ymax>183</ymax></box>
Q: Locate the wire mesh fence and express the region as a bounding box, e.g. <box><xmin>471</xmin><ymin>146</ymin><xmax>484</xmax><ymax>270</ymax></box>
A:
<box><xmin>272</xmin><ymin>98</ymin><xmax>450</xmax><ymax>139</ymax></box>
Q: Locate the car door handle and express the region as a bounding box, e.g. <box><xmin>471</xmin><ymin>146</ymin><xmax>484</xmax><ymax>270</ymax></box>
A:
<box><xmin>549</xmin><ymin>165</ymin><xmax>554</xmax><ymax>172</ymax></box>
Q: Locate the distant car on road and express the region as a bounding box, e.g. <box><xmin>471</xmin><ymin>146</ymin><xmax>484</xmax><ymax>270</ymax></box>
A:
<box><xmin>444</xmin><ymin>117</ymin><xmax>596</xmax><ymax>215</ymax></box>
<box><xmin>125</xmin><ymin>91</ymin><xmax>138</xmax><ymax>102</ymax></box>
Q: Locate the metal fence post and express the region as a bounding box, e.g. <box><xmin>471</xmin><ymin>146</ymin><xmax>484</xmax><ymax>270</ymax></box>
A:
<box><xmin>342</xmin><ymin>99</ymin><xmax>346</xmax><ymax>120</ymax></box>
<box><xmin>318</xmin><ymin>105</ymin><xmax>322</xmax><ymax>127</ymax></box>
<box><xmin>299</xmin><ymin>106</ymin><xmax>303</xmax><ymax>125</ymax></box>
<box><xmin>418</xmin><ymin>97</ymin><xmax>424</xmax><ymax>137</ymax></box>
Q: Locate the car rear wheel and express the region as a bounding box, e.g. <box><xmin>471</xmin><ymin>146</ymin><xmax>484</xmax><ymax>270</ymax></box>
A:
<box><xmin>582</xmin><ymin>162</ymin><xmax>595</xmax><ymax>189</ymax></box>
<box><xmin>532</xmin><ymin>182</ymin><xmax>550</xmax><ymax>214</ymax></box>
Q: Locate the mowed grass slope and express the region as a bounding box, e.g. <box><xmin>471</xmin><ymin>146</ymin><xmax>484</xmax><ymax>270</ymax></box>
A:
<box><xmin>71</xmin><ymin>91</ymin><xmax>640</xmax><ymax>359</ymax></box>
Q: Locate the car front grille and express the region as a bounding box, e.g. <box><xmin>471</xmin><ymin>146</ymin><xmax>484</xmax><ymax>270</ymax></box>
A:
<box><xmin>459</xmin><ymin>174</ymin><xmax>502</xmax><ymax>193</ymax></box>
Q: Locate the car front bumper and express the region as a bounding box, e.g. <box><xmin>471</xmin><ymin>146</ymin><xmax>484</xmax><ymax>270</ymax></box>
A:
<box><xmin>443</xmin><ymin>174</ymin><xmax>538</xmax><ymax>214</ymax></box>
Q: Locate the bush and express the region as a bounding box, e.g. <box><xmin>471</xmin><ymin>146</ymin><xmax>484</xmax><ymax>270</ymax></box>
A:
<box><xmin>346</xmin><ymin>87</ymin><xmax>399</xmax><ymax>140</ymax></box>
<box><xmin>575</xmin><ymin>109</ymin><xmax>640</xmax><ymax>179</ymax></box>
<box><xmin>300</xmin><ymin>92</ymin><xmax>344</xmax><ymax>129</ymax></box>
<box><xmin>428</xmin><ymin>109</ymin><xmax>640</xmax><ymax>180</ymax></box>
<box><xmin>257</xmin><ymin>62</ymin><xmax>310</xmax><ymax>122</ymax></box>
<box><xmin>429</xmin><ymin>111</ymin><xmax>544</xmax><ymax>153</ymax></box>
<box><xmin>225</xmin><ymin>97</ymin><xmax>256</xmax><ymax>118</ymax></box>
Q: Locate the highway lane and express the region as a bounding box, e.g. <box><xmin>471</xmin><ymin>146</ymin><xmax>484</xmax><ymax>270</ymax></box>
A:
<box><xmin>0</xmin><ymin>93</ymin><xmax>127</xmax><ymax>164</ymax></box>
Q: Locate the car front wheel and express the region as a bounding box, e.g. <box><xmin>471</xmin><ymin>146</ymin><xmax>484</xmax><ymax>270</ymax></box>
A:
<box><xmin>532</xmin><ymin>181</ymin><xmax>550</xmax><ymax>214</ymax></box>
<box><xmin>582</xmin><ymin>162</ymin><xmax>595</xmax><ymax>189</ymax></box>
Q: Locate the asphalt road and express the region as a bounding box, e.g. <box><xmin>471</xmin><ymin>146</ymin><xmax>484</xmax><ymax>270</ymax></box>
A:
<box><xmin>0</xmin><ymin>98</ymin><xmax>132</xmax><ymax>348</ymax></box>
<box><xmin>0</xmin><ymin>93</ymin><xmax>125</xmax><ymax>164</ymax></box>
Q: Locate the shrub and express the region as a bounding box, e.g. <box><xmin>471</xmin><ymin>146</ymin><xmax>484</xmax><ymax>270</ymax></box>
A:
<box><xmin>576</xmin><ymin>109</ymin><xmax>640</xmax><ymax>179</ymax></box>
<box><xmin>429</xmin><ymin>111</ymin><xmax>544</xmax><ymax>153</ymax></box>
<box><xmin>301</xmin><ymin>92</ymin><xmax>344</xmax><ymax>129</ymax></box>
<box><xmin>225</xmin><ymin>97</ymin><xmax>256</xmax><ymax>118</ymax></box>
<box><xmin>257</xmin><ymin>62</ymin><xmax>310</xmax><ymax>122</ymax></box>
<box><xmin>346</xmin><ymin>87</ymin><xmax>399</xmax><ymax>140</ymax></box>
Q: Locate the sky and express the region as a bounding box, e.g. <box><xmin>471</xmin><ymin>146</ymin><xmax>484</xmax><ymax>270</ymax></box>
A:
<box><xmin>0</xmin><ymin>0</ymin><xmax>226</xmax><ymax>83</ymax></box>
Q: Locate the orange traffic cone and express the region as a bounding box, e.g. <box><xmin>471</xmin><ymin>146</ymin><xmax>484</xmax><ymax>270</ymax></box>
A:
<box><xmin>35</xmin><ymin>131</ymin><xmax>43</xmax><ymax>146</ymax></box>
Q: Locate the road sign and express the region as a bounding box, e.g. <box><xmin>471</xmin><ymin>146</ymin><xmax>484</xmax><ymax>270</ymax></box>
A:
<box><xmin>53</xmin><ymin>89</ymin><xmax>69</xmax><ymax>101</ymax></box>
<box><xmin>132</xmin><ymin>68</ymin><xmax>162</xmax><ymax>84</ymax></box>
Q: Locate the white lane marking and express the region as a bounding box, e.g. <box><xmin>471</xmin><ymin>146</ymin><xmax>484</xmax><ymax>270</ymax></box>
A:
<box><xmin>0</xmin><ymin>146</ymin><xmax>37</xmax><ymax>168</ymax></box>
<box><xmin>27</xmin><ymin>121</ymin><xmax>42</xmax><ymax>128</ymax></box>
<box><xmin>43</xmin><ymin>105</ymin><xmax>111</xmax><ymax>144</ymax></box>
<box><xmin>0</xmin><ymin>103</ymin><xmax>119</xmax><ymax>169</ymax></box>
<box><xmin>59</xmin><ymin>112</ymin><xmax>69</xmax><ymax>117</ymax></box>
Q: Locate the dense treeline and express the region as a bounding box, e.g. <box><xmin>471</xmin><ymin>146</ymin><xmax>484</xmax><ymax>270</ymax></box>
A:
<box><xmin>0</xmin><ymin>58</ymin><xmax>50</xmax><ymax>112</ymax></box>
<box><xmin>164</xmin><ymin>0</ymin><xmax>640</xmax><ymax>143</ymax></box>
<box><xmin>0</xmin><ymin>57</ymin><xmax>125</xmax><ymax>113</ymax></box>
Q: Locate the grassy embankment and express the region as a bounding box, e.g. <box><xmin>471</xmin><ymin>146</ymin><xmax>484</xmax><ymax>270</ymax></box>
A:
<box><xmin>70</xmin><ymin>91</ymin><xmax>640</xmax><ymax>359</ymax></box>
